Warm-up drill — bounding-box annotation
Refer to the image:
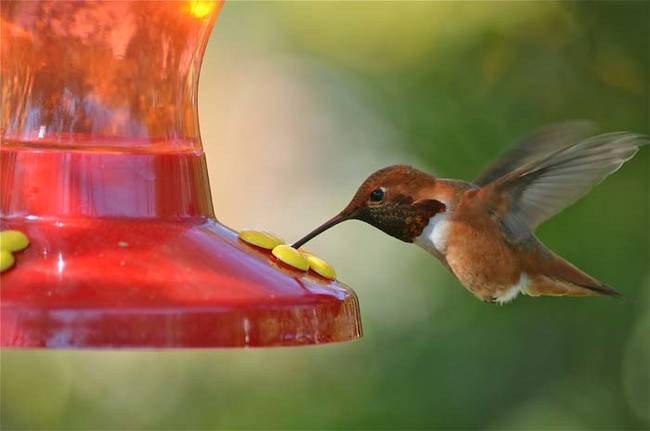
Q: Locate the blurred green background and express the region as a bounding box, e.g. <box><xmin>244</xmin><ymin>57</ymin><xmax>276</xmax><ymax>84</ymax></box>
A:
<box><xmin>2</xmin><ymin>1</ymin><xmax>648</xmax><ymax>429</ymax></box>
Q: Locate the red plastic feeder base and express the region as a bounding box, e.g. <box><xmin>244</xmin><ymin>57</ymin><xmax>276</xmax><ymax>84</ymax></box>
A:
<box><xmin>1</xmin><ymin>218</ymin><xmax>361</xmax><ymax>348</ymax></box>
<box><xmin>0</xmin><ymin>148</ymin><xmax>362</xmax><ymax>348</ymax></box>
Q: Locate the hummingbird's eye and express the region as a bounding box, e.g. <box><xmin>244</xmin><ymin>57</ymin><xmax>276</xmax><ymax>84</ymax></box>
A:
<box><xmin>369</xmin><ymin>188</ymin><xmax>385</xmax><ymax>203</ymax></box>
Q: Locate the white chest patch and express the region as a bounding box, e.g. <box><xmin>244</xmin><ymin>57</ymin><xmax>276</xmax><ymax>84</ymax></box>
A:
<box><xmin>414</xmin><ymin>212</ymin><xmax>450</xmax><ymax>256</ymax></box>
<box><xmin>494</xmin><ymin>273</ymin><xmax>529</xmax><ymax>305</ymax></box>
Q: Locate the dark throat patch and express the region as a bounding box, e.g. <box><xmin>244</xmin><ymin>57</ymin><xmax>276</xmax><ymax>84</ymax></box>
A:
<box><xmin>358</xmin><ymin>195</ymin><xmax>446</xmax><ymax>242</ymax></box>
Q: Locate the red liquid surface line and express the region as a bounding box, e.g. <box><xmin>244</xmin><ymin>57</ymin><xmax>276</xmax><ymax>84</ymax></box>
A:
<box><xmin>1</xmin><ymin>134</ymin><xmax>202</xmax><ymax>153</ymax></box>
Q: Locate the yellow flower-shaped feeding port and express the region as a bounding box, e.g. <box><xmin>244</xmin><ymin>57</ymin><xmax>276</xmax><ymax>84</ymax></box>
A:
<box><xmin>238</xmin><ymin>230</ymin><xmax>284</xmax><ymax>250</ymax></box>
<box><xmin>0</xmin><ymin>230</ymin><xmax>30</xmax><ymax>272</ymax></box>
<box><xmin>272</xmin><ymin>245</ymin><xmax>310</xmax><ymax>272</ymax></box>
<box><xmin>238</xmin><ymin>230</ymin><xmax>337</xmax><ymax>279</ymax></box>
<box><xmin>300</xmin><ymin>250</ymin><xmax>336</xmax><ymax>280</ymax></box>
<box><xmin>1</xmin><ymin>249</ymin><xmax>15</xmax><ymax>272</ymax></box>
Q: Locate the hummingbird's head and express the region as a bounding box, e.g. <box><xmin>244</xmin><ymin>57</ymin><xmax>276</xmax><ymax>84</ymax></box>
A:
<box><xmin>293</xmin><ymin>165</ymin><xmax>447</xmax><ymax>248</ymax></box>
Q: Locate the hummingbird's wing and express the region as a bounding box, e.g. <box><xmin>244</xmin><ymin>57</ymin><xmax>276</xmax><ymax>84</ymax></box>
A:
<box><xmin>483</xmin><ymin>132</ymin><xmax>647</xmax><ymax>242</ymax></box>
<box><xmin>474</xmin><ymin>121</ymin><xmax>597</xmax><ymax>186</ymax></box>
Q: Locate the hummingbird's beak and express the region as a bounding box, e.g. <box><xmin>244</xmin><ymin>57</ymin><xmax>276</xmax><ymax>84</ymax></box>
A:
<box><xmin>292</xmin><ymin>210</ymin><xmax>356</xmax><ymax>249</ymax></box>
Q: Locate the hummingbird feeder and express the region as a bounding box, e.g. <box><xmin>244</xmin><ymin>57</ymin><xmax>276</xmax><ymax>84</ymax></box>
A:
<box><xmin>0</xmin><ymin>1</ymin><xmax>362</xmax><ymax>348</ymax></box>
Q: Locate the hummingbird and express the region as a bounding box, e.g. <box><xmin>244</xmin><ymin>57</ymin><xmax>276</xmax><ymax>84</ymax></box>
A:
<box><xmin>293</xmin><ymin>122</ymin><xmax>648</xmax><ymax>304</ymax></box>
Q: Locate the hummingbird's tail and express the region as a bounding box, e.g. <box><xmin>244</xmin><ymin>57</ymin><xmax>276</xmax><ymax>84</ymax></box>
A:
<box><xmin>524</xmin><ymin>249</ymin><xmax>622</xmax><ymax>298</ymax></box>
<box><xmin>526</xmin><ymin>276</ymin><xmax>621</xmax><ymax>298</ymax></box>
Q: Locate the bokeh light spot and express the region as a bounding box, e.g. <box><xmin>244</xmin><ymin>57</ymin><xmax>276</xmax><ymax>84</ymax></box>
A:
<box><xmin>188</xmin><ymin>1</ymin><xmax>216</xmax><ymax>19</ymax></box>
